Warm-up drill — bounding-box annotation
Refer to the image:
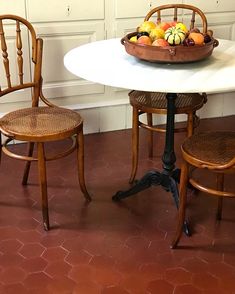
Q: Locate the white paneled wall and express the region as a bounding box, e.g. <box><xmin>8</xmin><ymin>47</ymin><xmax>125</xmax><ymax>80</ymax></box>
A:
<box><xmin>0</xmin><ymin>0</ymin><xmax>235</xmax><ymax>133</ymax></box>
<box><xmin>26</xmin><ymin>0</ymin><xmax>105</xmax><ymax>22</ymax></box>
<box><xmin>0</xmin><ymin>1</ymin><xmax>26</xmax><ymax>16</ymax></box>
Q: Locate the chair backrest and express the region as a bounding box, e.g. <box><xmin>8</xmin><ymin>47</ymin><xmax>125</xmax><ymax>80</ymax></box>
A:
<box><xmin>145</xmin><ymin>4</ymin><xmax>208</xmax><ymax>34</ymax></box>
<box><xmin>0</xmin><ymin>15</ymin><xmax>42</xmax><ymax>106</ymax></box>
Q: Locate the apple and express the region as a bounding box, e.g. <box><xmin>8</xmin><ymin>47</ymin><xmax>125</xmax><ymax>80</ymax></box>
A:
<box><xmin>152</xmin><ymin>39</ymin><xmax>169</xmax><ymax>46</ymax></box>
<box><xmin>137</xmin><ymin>35</ymin><xmax>152</xmax><ymax>46</ymax></box>
<box><xmin>158</xmin><ymin>22</ymin><xmax>172</xmax><ymax>31</ymax></box>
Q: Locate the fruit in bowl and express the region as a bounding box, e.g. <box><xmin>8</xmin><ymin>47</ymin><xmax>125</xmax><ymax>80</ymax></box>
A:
<box><xmin>137</xmin><ymin>35</ymin><xmax>152</xmax><ymax>45</ymax></box>
<box><xmin>183</xmin><ymin>38</ymin><xmax>195</xmax><ymax>46</ymax></box>
<box><xmin>121</xmin><ymin>6</ymin><xmax>219</xmax><ymax>64</ymax></box>
<box><xmin>157</xmin><ymin>22</ymin><xmax>172</xmax><ymax>31</ymax></box>
<box><xmin>134</xmin><ymin>20</ymin><xmax>190</xmax><ymax>46</ymax></box>
<box><xmin>136</xmin><ymin>31</ymin><xmax>150</xmax><ymax>39</ymax></box>
<box><xmin>128</xmin><ymin>19</ymin><xmax>215</xmax><ymax>50</ymax></box>
<box><xmin>175</xmin><ymin>22</ymin><xmax>188</xmax><ymax>33</ymax></box>
<box><xmin>149</xmin><ymin>28</ymin><xmax>165</xmax><ymax>41</ymax></box>
<box><xmin>188</xmin><ymin>32</ymin><xmax>204</xmax><ymax>45</ymax></box>
<box><xmin>129</xmin><ymin>35</ymin><xmax>137</xmax><ymax>43</ymax></box>
<box><xmin>152</xmin><ymin>39</ymin><xmax>169</xmax><ymax>46</ymax></box>
<box><xmin>138</xmin><ymin>21</ymin><xmax>156</xmax><ymax>34</ymax></box>
<box><xmin>164</xmin><ymin>27</ymin><xmax>186</xmax><ymax>45</ymax></box>
<box><xmin>203</xmin><ymin>33</ymin><xmax>212</xmax><ymax>43</ymax></box>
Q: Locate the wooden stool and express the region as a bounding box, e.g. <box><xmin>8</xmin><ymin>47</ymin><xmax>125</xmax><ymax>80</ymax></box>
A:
<box><xmin>171</xmin><ymin>131</ymin><xmax>235</xmax><ymax>248</ymax></box>
<box><xmin>129</xmin><ymin>91</ymin><xmax>207</xmax><ymax>183</ymax></box>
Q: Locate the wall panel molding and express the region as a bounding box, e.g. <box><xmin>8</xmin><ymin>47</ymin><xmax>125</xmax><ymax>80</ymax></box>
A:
<box><xmin>0</xmin><ymin>0</ymin><xmax>235</xmax><ymax>133</ymax></box>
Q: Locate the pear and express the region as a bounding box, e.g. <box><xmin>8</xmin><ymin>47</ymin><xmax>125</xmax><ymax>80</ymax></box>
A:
<box><xmin>149</xmin><ymin>28</ymin><xmax>165</xmax><ymax>41</ymax></box>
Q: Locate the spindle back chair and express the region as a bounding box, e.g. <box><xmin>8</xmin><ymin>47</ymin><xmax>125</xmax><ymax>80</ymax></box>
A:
<box><xmin>128</xmin><ymin>4</ymin><xmax>209</xmax><ymax>184</ymax></box>
<box><xmin>0</xmin><ymin>15</ymin><xmax>91</xmax><ymax>230</ymax></box>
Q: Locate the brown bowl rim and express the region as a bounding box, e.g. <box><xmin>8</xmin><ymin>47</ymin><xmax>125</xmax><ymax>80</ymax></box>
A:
<box><xmin>121</xmin><ymin>32</ymin><xmax>219</xmax><ymax>63</ymax></box>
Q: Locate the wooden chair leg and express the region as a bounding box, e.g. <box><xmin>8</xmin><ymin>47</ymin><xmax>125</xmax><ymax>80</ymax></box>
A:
<box><xmin>147</xmin><ymin>113</ymin><xmax>153</xmax><ymax>157</ymax></box>
<box><xmin>0</xmin><ymin>133</ymin><xmax>2</xmax><ymax>164</ymax></box>
<box><xmin>171</xmin><ymin>160</ymin><xmax>189</xmax><ymax>249</ymax></box>
<box><xmin>77</xmin><ymin>130</ymin><xmax>91</xmax><ymax>201</ymax></box>
<box><xmin>187</xmin><ymin>112</ymin><xmax>194</xmax><ymax>137</ymax></box>
<box><xmin>216</xmin><ymin>173</ymin><xmax>224</xmax><ymax>220</ymax></box>
<box><xmin>37</xmin><ymin>142</ymin><xmax>49</xmax><ymax>231</ymax></box>
<box><xmin>129</xmin><ymin>107</ymin><xmax>139</xmax><ymax>184</ymax></box>
<box><xmin>22</xmin><ymin>142</ymin><xmax>35</xmax><ymax>185</ymax></box>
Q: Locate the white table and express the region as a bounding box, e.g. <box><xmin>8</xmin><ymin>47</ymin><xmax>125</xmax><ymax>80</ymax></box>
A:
<box><xmin>64</xmin><ymin>38</ymin><xmax>235</xmax><ymax>94</ymax></box>
<box><xmin>64</xmin><ymin>38</ymin><xmax>235</xmax><ymax>234</ymax></box>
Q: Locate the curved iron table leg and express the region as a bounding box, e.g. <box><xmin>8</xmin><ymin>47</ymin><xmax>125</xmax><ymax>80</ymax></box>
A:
<box><xmin>112</xmin><ymin>93</ymin><xmax>190</xmax><ymax>236</ymax></box>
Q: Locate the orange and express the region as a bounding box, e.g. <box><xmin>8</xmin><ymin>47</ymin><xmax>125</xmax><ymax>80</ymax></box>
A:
<box><xmin>188</xmin><ymin>32</ymin><xmax>204</xmax><ymax>45</ymax></box>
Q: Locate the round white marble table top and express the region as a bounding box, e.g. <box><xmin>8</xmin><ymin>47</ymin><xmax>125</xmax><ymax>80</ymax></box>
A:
<box><xmin>64</xmin><ymin>38</ymin><xmax>235</xmax><ymax>94</ymax></box>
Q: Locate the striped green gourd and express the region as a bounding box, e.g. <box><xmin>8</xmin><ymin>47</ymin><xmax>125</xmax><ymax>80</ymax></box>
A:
<box><xmin>164</xmin><ymin>27</ymin><xmax>186</xmax><ymax>45</ymax></box>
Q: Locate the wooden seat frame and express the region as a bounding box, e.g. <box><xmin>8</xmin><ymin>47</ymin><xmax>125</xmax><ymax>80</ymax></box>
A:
<box><xmin>0</xmin><ymin>15</ymin><xmax>91</xmax><ymax>230</ymax></box>
<box><xmin>129</xmin><ymin>91</ymin><xmax>207</xmax><ymax>184</ymax></box>
<box><xmin>171</xmin><ymin>131</ymin><xmax>235</xmax><ymax>248</ymax></box>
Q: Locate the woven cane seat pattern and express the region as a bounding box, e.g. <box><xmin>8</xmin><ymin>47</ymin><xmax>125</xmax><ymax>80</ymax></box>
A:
<box><xmin>129</xmin><ymin>91</ymin><xmax>205</xmax><ymax>113</ymax></box>
<box><xmin>182</xmin><ymin>131</ymin><xmax>235</xmax><ymax>166</ymax></box>
<box><xmin>0</xmin><ymin>107</ymin><xmax>82</xmax><ymax>141</ymax></box>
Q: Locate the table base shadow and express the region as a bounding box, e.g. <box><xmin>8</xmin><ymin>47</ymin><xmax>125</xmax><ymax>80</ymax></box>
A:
<box><xmin>112</xmin><ymin>169</ymin><xmax>190</xmax><ymax>236</ymax></box>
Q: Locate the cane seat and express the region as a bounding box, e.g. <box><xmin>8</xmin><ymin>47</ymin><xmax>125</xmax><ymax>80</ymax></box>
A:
<box><xmin>171</xmin><ymin>131</ymin><xmax>235</xmax><ymax>248</ymax></box>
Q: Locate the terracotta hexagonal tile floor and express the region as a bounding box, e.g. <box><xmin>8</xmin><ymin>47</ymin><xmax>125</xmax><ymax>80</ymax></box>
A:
<box><xmin>0</xmin><ymin>116</ymin><xmax>234</xmax><ymax>293</ymax></box>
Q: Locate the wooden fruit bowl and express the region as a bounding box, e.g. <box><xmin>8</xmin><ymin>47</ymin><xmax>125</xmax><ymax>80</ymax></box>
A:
<box><xmin>121</xmin><ymin>4</ymin><xmax>219</xmax><ymax>63</ymax></box>
<box><xmin>121</xmin><ymin>32</ymin><xmax>219</xmax><ymax>63</ymax></box>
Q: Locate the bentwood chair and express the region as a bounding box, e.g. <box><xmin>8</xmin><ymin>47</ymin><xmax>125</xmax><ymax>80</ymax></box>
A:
<box><xmin>171</xmin><ymin>131</ymin><xmax>235</xmax><ymax>248</ymax></box>
<box><xmin>128</xmin><ymin>3</ymin><xmax>210</xmax><ymax>184</ymax></box>
<box><xmin>129</xmin><ymin>91</ymin><xmax>207</xmax><ymax>183</ymax></box>
<box><xmin>0</xmin><ymin>15</ymin><xmax>91</xmax><ymax>230</ymax></box>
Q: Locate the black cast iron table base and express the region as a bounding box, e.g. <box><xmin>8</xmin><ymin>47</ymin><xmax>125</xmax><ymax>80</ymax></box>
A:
<box><xmin>112</xmin><ymin>92</ymin><xmax>190</xmax><ymax>236</ymax></box>
<box><xmin>112</xmin><ymin>169</ymin><xmax>190</xmax><ymax>236</ymax></box>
